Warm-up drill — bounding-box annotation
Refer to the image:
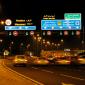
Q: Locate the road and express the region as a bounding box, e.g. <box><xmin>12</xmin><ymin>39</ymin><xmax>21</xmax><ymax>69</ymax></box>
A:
<box><xmin>0</xmin><ymin>59</ymin><xmax>44</xmax><ymax>85</ymax></box>
<box><xmin>3</xmin><ymin>59</ymin><xmax>85</xmax><ymax>85</ymax></box>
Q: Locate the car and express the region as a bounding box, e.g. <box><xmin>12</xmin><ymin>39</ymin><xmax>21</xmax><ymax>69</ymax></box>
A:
<box><xmin>47</xmin><ymin>56</ymin><xmax>56</xmax><ymax>64</ymax></box>
<box><xmin>78</xmin><ymin>55</ymin><xmax>85</xmax><ymax>64</ymax></box>
<box><xmin>55</xmin><ymin>57</ymin><xmax>71</xmax><ymax>65</ymax></box>
<box><xmin>13</xmin><ymin>55</ymin><xmax>28</xmax><ymax>66</ymax></box>
<box><xmin>33</xmin><ymin>57</ymin><xmax>49</xmax><ymax>65</ymax></box>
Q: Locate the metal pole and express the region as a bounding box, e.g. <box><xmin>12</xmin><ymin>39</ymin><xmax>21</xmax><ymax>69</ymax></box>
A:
<box><xmin>82</xmin><ymin>27</ymin><xmax>84</xmax><ymax>50</ymax></box>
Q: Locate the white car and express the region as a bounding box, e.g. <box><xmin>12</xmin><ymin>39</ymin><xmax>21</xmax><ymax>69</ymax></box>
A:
<box><xmin>13</xmin><ymin>55</ymin><xmax>28</xmax><ymax>66</ymax></box>
<box><xmin>33</xmin><ymin>57</ymin><xmax>49</xmax><ymax>65</ymax></box>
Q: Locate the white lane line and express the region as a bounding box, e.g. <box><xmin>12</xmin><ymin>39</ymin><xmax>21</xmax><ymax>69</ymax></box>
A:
<box><xmin>31</xmin><ymin>67</ymin><xmax>54</xmax><ymax>74</ymax></box>
<box><xmin>3</xmin><ymin>61</ymin><xmax>44</xmax><ymax>85</ymax></box>
<box><xmin>31</xmin><ymin>67</ymin><xmax>39</xmax><ymax>69</ymax></box>
<box><xmin>60</xmin><ymin>74</ymin><xmax>85</xmax><ymax>81</ymax></box>
<box><xmin>41</xmin><ymin>69</ymin><xmax>54</xmax><ymax>74</ymax></box>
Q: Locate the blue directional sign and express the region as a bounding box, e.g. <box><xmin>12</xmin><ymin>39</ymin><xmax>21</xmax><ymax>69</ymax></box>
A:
<box><xmin>41</xmin><ymin>20</ymin><xmax>81</xmax><ymax>30</ymax></box>
<box><xmin>5</xmin><ymin>26</ymin><xmax>36</xmax><ymax>30</ymax></box>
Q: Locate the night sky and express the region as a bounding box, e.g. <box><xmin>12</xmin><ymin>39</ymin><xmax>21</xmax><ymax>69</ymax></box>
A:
<box><xmin>1</xmin><ymin>0</ymin><xmax>84</xmax><ymax>25</ymax></box>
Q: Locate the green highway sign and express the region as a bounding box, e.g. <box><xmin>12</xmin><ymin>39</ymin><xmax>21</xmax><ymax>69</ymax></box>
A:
<box><xmin>64</xmin><ymin>13</ymin><xmax>81</xmax><ymax>20</ymax></box>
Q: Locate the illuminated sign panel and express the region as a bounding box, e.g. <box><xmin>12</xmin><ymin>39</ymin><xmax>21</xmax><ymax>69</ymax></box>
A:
<box><xmin>64</xmin><ymin>13</ymin><xmax>81</xmax><ymax>20</ymax></box>
<box><xmin>41</xmin><ymin>20</ymin><xmax>81</xmax><ymax>30</ymax></box>
<box><xmin>5</xmin><ymin>26</ymin><xmax>36</xmax><ymax>30</ymax></box>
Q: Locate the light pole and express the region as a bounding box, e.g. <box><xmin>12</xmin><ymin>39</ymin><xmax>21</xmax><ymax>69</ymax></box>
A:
<box><xmin>60</xmin><ymin>39</ymin><xmax>64</xmax><ymax>50</ymax></box>
<box><xmin>34</xmin><ymin>34</ymin><xmax>41</xmax><ymax>57</ymax></box>
<box><xmin>82</xmin><ymin>27</ymin><xmax>84</xmax><ymax>51</ymax></box>
<box><xmin>57</xmin><ymin>43</ymin><xmax>60</xmax><ymax>50</ymax></box>
<box><xmin>9</xmin><ymin>41</ymin><xmax>13</xmax><ymax>55</ymax></box>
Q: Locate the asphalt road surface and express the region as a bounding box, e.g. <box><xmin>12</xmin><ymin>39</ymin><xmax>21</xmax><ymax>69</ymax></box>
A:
<box><xmin>0</xmin><ymin>59</ymin><xmax>43</xmax><ymax>85</ymax></box>
<box><xmin>3</xmin><ymin>59</ymin><xmax>85</xmax><ymax>85</ymax></box>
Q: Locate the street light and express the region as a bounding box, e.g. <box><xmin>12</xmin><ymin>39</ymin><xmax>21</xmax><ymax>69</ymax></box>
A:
<box><xmin>38</xmin><ymin>39</ymin><xmax>41</xmax><ymax>42</ymax></box>
<box><xmin>37</xmin><ymin>34</ymin><xmax>40</xmax><ymax>37</ymax></box>
<box><xmin>43</xmin><ymin>39</ymin><xmax>45</xmax><ymax>42</ymax></box>
<box><xmin>52</xmin><ymin>43</ymin><xmax>54</xmax><ymax>45</ymax></box>
<box><xmin>11</xmin><ymin>41</ymin><xmax>14</xmax><ymax>44</ymax></box>
<box><xmin>47</xmin><ymin>41</ymin><xmax>50</xmax><ymax>45</ymax></box>
<box><xmin>60</xmin><ymin>31</ymin><xmax>63</xmax><ymax>36</ymax></box>
<box><xmin>43</xmin><ymin>41</ymin><xmax>45</xmax><ymax>44</ymax></box>
<box><xmin>38</xmin><ymin>37</ymin><xmax>42</xmax><ymax>40</ymax></box>
<box><xmin>60</xmin><ymin>39</ymin><xmax>64</xmax><ymax>50</ymax></box>
<box><xmin>0</xmin><ymin>39</ymin><xmax>3</xmax><ymax>43</ymax></box>
<box><xmin>61</xmin><ymin>39</ymin><xmax>64</xmax><ymax>43</ymax></box>
<box><xmin>57</xmin><ymin>43</ymin><xmax>60</xmax><ymax>47</ymax></box>
<box><xmin>57</xmin><ymin>43</ymin><xmax>60</xmax><ymax>50</ymax></box>
<box><xmin>1</xmin><ymin>21</ymin><xmax>4</xmax><ymax>25</ymax></box>
<box><xmin>55</xmin><ymin>44</ymin><xmax>57</xmax><ymax>46</ymax></box>
<box><xmin>34</xmin><ymin>37</ymin><xmax>37</xmax><ymax>40</ymax></box>
<box><xmin>21</xmin><ymin>43</ymin><xmax>23</xmax><ymax>46</ymax></box>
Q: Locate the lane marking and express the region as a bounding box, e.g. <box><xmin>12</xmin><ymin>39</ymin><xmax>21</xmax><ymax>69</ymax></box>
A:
<box><xmin>31</xmin><ymin>67</ymin><xmax>39</xmax><ymax>69</ymax></box>
<box><xmin>41</xmin><ymin>69</ymin><xmax>54</xmax><ymax>74</ymax></box>
<box><xmin>60</xmin><ymin>74</ymin><xmax>85</xmax><ymax>81</ymax></box>
<box><xmin>31</xmin><ymin>67</ymin><xmax>54</xmax><ymax>74</ymax></box>
<box><xmin>2</xmin><ymin>60</ymin><xmax>44</xmax><ymax>85</ymax></box>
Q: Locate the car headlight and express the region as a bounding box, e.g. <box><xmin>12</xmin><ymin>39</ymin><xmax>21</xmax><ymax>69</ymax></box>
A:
<box><xmin>14</xmin><ymin>60</ymin><xmax>18</xmax><ymax>62</ymax></box>
<box><xmin>25</xmin><ymin>60</ymin><xmax>28</xmax><ymax>62</ymax></box>
<box><xmin>37</xmin><ymin>61</ymin><xmax>41</xmax><ymax>63</ymax></box>
<box><xmin>45</xmin><ymin>61</ymin><xmax>49</xmax><ymax>63</ymax></box>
